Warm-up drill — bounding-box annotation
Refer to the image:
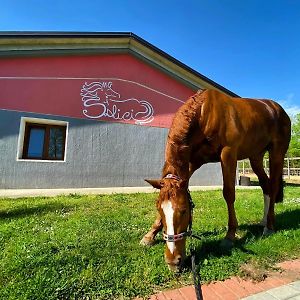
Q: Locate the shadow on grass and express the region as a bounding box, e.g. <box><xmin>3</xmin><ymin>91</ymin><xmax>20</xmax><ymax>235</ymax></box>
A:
<box><xmin>0</xmin><ymin>203</ymin><xmax>74</xmax><ymax>220</ymax></box>
<box><xmin>185</xmin><ymin>208</ymin><xmax>300</xmax><ymax>270</ymax></box>
<box><xmin>285</xmin><ymin>182</ymin><xmax>300</xmax><ymax>187</ymax></box>
<box><xmin>249</xmin><ymin>181</ymin><xmax>300</xmax><ymax>187</ymax></box>
<box><xmin>276</xmin><ymin>208</ymin><xmax>300</xmax><ymax>230</ymax></box>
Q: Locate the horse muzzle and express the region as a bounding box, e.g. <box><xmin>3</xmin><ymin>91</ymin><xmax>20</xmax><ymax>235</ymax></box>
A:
<box><xmin>165</xmin><ymin>254</ymin><xmax>184</xmax><ymax>272</ymax></box>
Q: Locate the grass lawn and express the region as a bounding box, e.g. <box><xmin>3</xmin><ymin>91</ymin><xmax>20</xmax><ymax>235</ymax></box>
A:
<box><xmin>0</xmin><ymin>187</ymin><xmax>299</xmax><ymax>299</ymax></box>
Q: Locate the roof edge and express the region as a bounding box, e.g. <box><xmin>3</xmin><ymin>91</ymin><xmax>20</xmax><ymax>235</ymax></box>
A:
<box><xmin>0</xmin><ymin>31</ymin><xmax>239</xmax><ymax>97</ymax></box>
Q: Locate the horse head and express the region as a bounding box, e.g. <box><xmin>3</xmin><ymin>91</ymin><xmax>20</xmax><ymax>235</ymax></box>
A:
<box><xmin>81</xmin><ymin>81</ymin><xmax>120</xmax><ymax>104</ymax></box>
<box><xmin>102</xmin><ymin>82</ymin><xmax>120</xmax><ymax>103</ymax></box>
<box><xmin>146</xmin><ymin>175</ymin><xmax>192</xmax><ymax>272</ymax></box>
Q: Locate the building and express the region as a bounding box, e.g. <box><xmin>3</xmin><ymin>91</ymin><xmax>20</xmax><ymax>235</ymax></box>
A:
<box><xmin>0</xmin><ymin>32</ymin><xmax>238</xmax><ymax>189</ymax></box>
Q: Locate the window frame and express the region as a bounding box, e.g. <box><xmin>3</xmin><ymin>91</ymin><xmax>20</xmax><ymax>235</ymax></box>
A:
<box><xmin>17</xmin><ymin>117</ymin><xmax>68</xmax><ymax>162</ymax></box>
<box><xmin>22</xmin><ymin>123</ymin><xmax>67</xmax><ymax>160</ymax></box>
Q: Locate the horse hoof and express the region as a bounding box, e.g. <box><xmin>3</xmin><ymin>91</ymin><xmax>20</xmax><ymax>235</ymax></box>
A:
<box><xmin>220</xmin><ymin>238</ymin><xmax>234</xmax><ymax>250</ymax></box>
<box><xmin>262</xmin><ymin>227</ymin><xmax>275</xmax><ymax>237</ymax></box>
<box><xmin>140</xmin><ymin>236</ymin><xmax>155</xmax><ymax>247</ymax></box>
<box><xmin>263</xmin><ymin>226</ymin><xmax>275</xmax><ymax>236</ymax></box>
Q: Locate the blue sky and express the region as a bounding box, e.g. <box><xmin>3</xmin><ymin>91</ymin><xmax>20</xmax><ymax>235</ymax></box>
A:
<box><xmin>1</xmin><ymin>0</ymin><xmax>300</xmax><ymax>116</ymax></box>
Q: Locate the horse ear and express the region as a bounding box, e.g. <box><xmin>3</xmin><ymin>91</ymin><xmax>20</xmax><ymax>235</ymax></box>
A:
<box><xmin>145</xmin><ymin>179</ymin><xmax>163</xmax><ymax>189</ymax></box>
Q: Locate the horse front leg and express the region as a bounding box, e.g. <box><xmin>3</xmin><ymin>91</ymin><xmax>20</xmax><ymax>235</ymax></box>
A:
<box><xmin>220</xmin><ymin>147</ymin><xmax>238</xmax><ymax>247</ymax></box>
<box><xmin>140</xmin><ymin>213</ymin><xmax>163</xmax><ymax>246</ymax></box>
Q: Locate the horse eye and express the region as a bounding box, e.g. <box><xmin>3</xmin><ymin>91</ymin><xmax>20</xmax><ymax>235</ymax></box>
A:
<box><xmin>179</xmin><ymin>209</ymin><xmax>187</xmax><ymax>215</ymax></box>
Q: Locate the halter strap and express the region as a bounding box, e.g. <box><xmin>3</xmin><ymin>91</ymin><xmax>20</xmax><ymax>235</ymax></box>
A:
<box><xmin>163</xmin><ymin>231</ymin><xmax>191</xmax><ymax>242</ymax></box>
<box><xmin>164</xmin><ymin>173</ymin><xmax>181</xmax><ymax>181</ymax></box>
<box><xmin>162</xmin><ymin>174</ymin><xmax>195</xmax><ymax>243</ymax></box>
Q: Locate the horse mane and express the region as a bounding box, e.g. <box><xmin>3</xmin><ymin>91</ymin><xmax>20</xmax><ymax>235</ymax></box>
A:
<box><xmin>169</xmin><ymin>89</ymin><xmax>205</xmax><ymax>144</ymax></box>
<box><xmin>162</xmin><ymin>89</ymin><xmax>206</xmax><ymax>178</ymax></box>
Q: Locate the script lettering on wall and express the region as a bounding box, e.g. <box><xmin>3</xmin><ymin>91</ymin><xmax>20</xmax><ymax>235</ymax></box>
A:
<box><xmin>81</xmin><ymin>81</ymin><xmax>154</xmax><ymax>125</ymax></box>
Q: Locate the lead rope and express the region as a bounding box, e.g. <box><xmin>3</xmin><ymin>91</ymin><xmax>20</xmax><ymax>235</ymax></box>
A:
<box><xmin>187</xmin><ymin>189</ymin><xmax>203</xmax><ymax>300</ymax></box>
<box><xmin>191</xmin><ymin>247</ymin><xmax>203</xmax><ymax>300</ymax></box>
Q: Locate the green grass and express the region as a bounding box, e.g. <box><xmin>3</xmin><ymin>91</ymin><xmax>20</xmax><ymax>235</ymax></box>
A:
<box><xmin>0</xmin><ymin>187</ymin><xmax>299</xmax><ymax>299</ymax></box>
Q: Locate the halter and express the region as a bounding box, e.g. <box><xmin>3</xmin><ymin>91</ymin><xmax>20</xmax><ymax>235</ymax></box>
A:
<box><xmin>162</xmin><ymin>174</ymin><xmax>203</xmax><ymax>300</ymax></box>
<box><xmin>162</xmin><ymin>174</ymin><xmax>195</xmax><ymax>242</ymax></box>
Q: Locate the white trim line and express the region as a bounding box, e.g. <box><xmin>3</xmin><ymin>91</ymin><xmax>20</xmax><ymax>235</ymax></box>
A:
<box><xmin>0</xmin><ymin>76</ymin><xmax>186</xmax><ymax>104</ymax></box>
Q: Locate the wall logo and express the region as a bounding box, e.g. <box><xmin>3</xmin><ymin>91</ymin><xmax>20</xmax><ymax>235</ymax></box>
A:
<box><xmin>81</xmin><ymin>81</ymin><xmax>154</xmax><ymax>125</ymax></box>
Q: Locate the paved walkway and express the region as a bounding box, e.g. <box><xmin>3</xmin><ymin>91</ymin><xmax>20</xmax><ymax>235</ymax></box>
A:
<box><xmin>0</xmin><ymin>185</ymin><xmax>260</xmax><ymax>198</ymax></box>
<box><xmin>143</xmin><ymin>259</ymin><xmax>300</xmax><ymax>300</ymax></box>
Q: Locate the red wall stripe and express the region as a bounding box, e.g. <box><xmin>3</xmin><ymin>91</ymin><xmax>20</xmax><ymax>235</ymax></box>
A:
<box><xmin>0</xmin><ymin>54</ymin><xmax>195</xmax><ymax>128</ymax></box>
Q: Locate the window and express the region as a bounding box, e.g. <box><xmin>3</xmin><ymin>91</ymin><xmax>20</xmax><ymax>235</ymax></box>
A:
<box><xmin>20</xmin><ymin>121</ymin><xmax>67</xmax><ymax>161</ymax></box>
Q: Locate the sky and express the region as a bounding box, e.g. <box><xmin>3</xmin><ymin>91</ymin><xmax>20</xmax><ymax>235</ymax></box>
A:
<box><xmin>1</xmin><ymin>0</ymin><xmax>300</xmax><ymax>116</ymax></box>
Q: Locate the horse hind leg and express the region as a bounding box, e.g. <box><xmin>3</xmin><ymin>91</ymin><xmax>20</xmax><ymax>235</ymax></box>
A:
<box><xmin>265</xmin><ymin>146</ymin><xmax>286</xmax><ymax>235</ymax></box>
<box><xmin>249</xmin><ymin>155</ymin><xmax>270</xmax><ymax>226</ymax></box>
<box><xmin>265</xmin><ymin>111</ymin><xmax>291</xmax><ymax>234</ymax></box>
<box><xmin>140</xmin><ymin>213</ymin><xmax>163</xmax><ymax>246</ymax></box>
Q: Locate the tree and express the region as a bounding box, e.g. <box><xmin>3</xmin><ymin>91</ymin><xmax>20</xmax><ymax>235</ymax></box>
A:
<box><xmin>288</xmin><ymin>113</ymin><xmax>300</xmax><ymax>158</ymax></box>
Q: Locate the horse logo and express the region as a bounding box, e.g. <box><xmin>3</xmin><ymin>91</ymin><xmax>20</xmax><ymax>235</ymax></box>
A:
<box><xmin>81</xmin><ymin>81</ymin><xmax>154</xmax><ymax>125</ymax></box>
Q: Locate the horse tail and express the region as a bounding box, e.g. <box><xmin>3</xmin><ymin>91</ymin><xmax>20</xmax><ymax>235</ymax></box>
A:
<box><xmin>275</xmin><ymin>174</ymin><xmax>284</xmax><ymax>203</ymax></box>
<box><xmin>269</xmin><ymin>105</ymin><xmax>290</xmax><ymax>204</ymax></box>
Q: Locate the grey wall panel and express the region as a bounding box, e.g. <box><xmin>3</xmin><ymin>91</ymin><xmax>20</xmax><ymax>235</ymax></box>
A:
<box><xmin>0</xmin><ymin>110</ymin><xmax>223</xmax><ymax>189</ymax></box>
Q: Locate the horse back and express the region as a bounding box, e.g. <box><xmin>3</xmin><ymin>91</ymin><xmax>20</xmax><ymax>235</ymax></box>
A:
<box><xmin>198</xmin><ymin>90</ymin><xmax>291</xmax><ymax>158</ymax></box>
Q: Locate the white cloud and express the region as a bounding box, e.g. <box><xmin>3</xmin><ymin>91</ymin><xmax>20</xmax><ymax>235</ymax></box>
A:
<box><xmin>279</xmin><ymin>93</ymin><xmax>300</xmax><ymax>117</ymax></box>
<box><xmin>285</xmin><ymin>105</ymin><xmax>300</xmax><ymax>117</ymax></box>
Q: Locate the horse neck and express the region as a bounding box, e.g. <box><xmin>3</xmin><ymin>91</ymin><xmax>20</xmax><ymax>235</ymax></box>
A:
<box><xmin>162</xmin><ymin>91</ymin><xmax>205</xmax><ymax>180</ymax></box>
<box><xmin>163</xmin><ymin>142</ymin><xmax>190</xmax><ymax>180</ymax></box>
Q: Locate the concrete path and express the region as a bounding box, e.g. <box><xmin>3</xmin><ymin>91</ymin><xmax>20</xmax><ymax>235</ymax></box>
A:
<box><xmin>143</xmin><ymin>259</ymin><xmax>300</xmax><ymax>300</ymax></box>
<box><xmin>243</xmin><ymin>281</ymin><xmax>300</xmax><ymax>300</ymax></box>
<box><xmin>0</xmin><ymin>185</ymin><xmax>260</xmax><ymax>198</ymax></box>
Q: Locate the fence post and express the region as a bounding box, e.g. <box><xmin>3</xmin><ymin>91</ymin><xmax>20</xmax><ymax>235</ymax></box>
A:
<box><xmin>243</xmin><ymin>161</ymin><xmax>245</xmax><ymax>175</ymax></box>
<box><xmin>287</xmin><ymin>157</ymin><xmax>290</xmax><ymax>179</ymax></box>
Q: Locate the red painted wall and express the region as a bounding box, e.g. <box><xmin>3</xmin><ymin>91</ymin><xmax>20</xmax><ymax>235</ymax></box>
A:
<box><xmin>0</xmin><ymin>54</ymin><xmax>195</xmax><ymax>128</ymax></box>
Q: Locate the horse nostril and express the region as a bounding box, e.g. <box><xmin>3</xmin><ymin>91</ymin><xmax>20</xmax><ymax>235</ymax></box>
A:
<box><xmin>167</xmin><ymin>257</ymin><xmax>183</xmax><ymax>273</ymax></box>
<box><xmin>177</xmin><ymin>257</ymin><xmax>182</xmax><ymax>265</ymax></box>
<box><xmin>165</xmin><ymin>255</ymin><xmax>184</xmax><ymax>269</ymax></box>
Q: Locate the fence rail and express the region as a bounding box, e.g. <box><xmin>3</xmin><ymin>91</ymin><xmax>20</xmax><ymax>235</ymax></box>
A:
<box><xmin>238</xmin><ymin>157</ymin><xmax>300</xmax><ymax>179</ymax></box>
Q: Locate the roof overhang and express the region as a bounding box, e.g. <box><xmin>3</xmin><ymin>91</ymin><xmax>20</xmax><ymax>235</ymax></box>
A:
<box><xmin>0</xmin><ymin>32</ymin><xmax>239</xmax><ymax>97</ymax></box>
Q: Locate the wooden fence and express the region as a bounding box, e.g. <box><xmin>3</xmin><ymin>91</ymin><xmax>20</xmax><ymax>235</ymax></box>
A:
<box><xmin>238</xmin><ymin>157</ymin><xmax>300</xmax><ymax>179</ymax></box>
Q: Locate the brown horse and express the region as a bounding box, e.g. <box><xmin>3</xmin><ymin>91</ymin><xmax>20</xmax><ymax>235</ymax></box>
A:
<box><xmin>141</xmin><ymin>89</ymin><xmax>291</xmax><ymax>271</ymax></box>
